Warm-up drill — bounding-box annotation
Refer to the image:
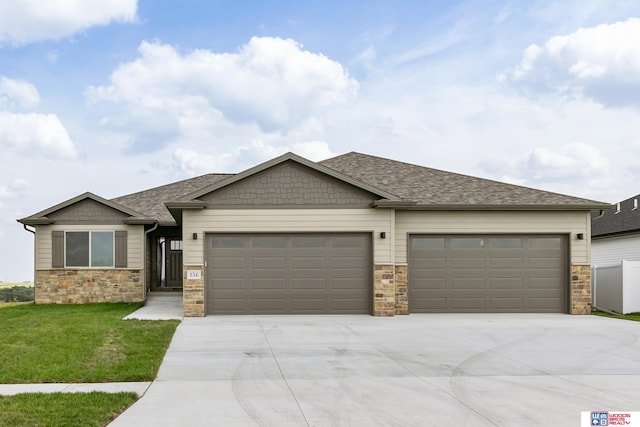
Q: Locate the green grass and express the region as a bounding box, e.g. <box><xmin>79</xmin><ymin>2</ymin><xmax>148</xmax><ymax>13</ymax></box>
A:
<box><xmin>0</xmin><ymin>303</ymin><xmax>179</xmax><ymax>383</ymax></box>
<box><xmin>593</xmin><ymin>309</ymin><xmax>640</xmax><ymax>322</ymax></box>
<box><xmin>0</xmin><ymin>392</ymin><xmax>138</xmax><ymax>427</ymax></box>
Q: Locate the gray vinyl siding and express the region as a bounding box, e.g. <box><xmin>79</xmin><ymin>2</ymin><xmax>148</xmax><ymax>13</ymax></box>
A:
<box><xmin>183</xmin><ymin>209</ymin><xmax>393</xmax><ymax>265</ymax></box>
<box><xmin>46</xmin><ymin>199</ymin><xmax>130</xmax><ymax>224</ymax></box>
<box><xmin>592</xmin><ymin>234</ymin><xmax>640</xmax><ymax>267</ymax></box>
<box><xmin>199</xmin><ymin>161</ymin><xmax>377</xmax><ymax>207</ymax></box>
<box><xmin>395</xmin><ymin>211</ymin><xmax>591</xmax><ymax>265</ymax></box>
<box><xmin>36</xmin><ymin>225</ymin><xmax>143</xmax><ymax>269</ymax></box>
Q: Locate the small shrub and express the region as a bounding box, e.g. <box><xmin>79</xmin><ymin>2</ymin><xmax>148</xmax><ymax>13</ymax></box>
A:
<box><xmin>0</xmin><ymin>286</ymin><xmax>34</xmax><ymax>302</ymax></box>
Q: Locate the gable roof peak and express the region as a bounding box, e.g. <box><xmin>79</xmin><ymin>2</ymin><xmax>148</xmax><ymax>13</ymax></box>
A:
<box><xmin>176</xmin><ymin>151</ymin><xmax>402</xmax><ymax>203</ymax></box>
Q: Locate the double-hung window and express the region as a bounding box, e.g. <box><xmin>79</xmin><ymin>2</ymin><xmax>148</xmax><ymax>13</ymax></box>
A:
<box><xmin>65</xmin><ymin>231</ymin><xmax>114</xmax><ymax>268</ymax></box>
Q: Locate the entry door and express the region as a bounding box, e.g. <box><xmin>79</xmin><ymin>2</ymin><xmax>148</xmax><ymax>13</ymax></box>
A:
<box><xmin>166</xmin><ymin>239</ymin><xmax>183</xmax><ymax>288</ymax></box>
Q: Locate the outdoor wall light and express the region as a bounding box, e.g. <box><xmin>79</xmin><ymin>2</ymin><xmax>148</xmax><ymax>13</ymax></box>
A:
<box><xmin>380</xmin><ymin>232</ymin><xmax>386</xmax><ymax>239</ymax></box>
<box><xmin>576</xmin><ymin>233</ymin><xmax>584</xmax><ymax>240</ymax></box>
<box><xmin>192</xmin><ymin>233</ymin><xmax>198</xmax><ymax>240</ymax></box>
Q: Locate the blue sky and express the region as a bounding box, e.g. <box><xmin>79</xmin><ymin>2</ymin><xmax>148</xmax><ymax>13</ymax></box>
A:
<box><xmin>2</xmin><ymin>0</ymin><xmax>640</xmax><ymax>280</ymax></box>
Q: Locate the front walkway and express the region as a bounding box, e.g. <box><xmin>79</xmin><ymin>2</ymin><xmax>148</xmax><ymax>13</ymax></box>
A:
<box><xmin>124</xmin><ymin>292</ymin><xmax>183</xmax><ymax>320</ymax></box>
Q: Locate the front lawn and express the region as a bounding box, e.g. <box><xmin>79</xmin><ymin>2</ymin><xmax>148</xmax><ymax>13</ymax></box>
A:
<box><xmin>0</xmin><ymin>303</ymin><xmax>179</xmax><ymax>383</ymax></box>
<box><xmin>0</xmin><ymin>392</ymin><xmax>138</xmax><ymax>427</ymax></box>
<box><xmin>593</xmin><ymin>309</ymin><xmax>640</xmax><ymax>322</ymax></box>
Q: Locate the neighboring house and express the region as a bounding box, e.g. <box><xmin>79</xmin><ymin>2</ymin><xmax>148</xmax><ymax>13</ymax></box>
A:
<box><xmin>18</xmin><ymin>152</ymin><xmax>609</xmax><ymax>317</ymax></box>
<box><xmin>591</xmin><ymin>194</ymin><xmax>640</xmax><ymax>266</ymax></box>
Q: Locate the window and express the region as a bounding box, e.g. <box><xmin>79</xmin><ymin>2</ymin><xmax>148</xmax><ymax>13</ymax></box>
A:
<box><xmin>65</xmin><ymin>231</ymin><xmax>114</xmax><ymax>267</ymax></box>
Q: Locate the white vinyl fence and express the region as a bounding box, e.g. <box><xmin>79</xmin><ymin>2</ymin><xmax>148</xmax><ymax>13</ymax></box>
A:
<box><xmin>592</xmin><ymin>260</ymin><xmax>640</xmax><ymax>314</ymax></box>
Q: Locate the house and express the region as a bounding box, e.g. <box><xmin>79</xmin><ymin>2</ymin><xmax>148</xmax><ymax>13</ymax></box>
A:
<box><xmin>18</xmin><ymin>152</ymin><xmax>610</xmax><ymax>317</ymax></box>
<box><xmin>591</xmin><ymin>193</ymin><xmax>640</xmax><ymax>266</ymax></box>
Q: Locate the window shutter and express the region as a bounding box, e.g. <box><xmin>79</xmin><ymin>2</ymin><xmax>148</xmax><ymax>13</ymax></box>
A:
<box><xmin>52</xmin><ymin>231</ymin><xmax>64</xmax><ymax>268</ymax></box>
<box><xmin>115</xmin><ymin>231</ymin><xmax>128</xmax><ymax>268</ymax></box>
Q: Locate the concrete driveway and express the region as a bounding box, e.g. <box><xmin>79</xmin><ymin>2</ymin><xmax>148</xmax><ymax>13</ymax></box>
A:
<box><xmin>110</xmin><ymin>314</ymin><xmax>640</xmax><ymax>426</ymax></box>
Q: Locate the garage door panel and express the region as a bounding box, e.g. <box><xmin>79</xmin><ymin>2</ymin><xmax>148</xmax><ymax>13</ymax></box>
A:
<box><xmin>451</xmin><ymin>298</ymin><xmax>485</xmax><ymax>310</ymax></box>
<box><xmin>291</xmin><ymin>257</ymin><xmax>326</xmax><ymax>269</ymax></box>
<box><xmin>250</xmin><ymin>278</ymin><xmax>287</xmax><ymax>290</ymax></box>
<box><xmin>489</xmin><ymin>297</ymin><xmax>524</xmax><ymax>310</ymax></box>
<box><xmin>211</xmin><ymin>257</ymin><xmax>245</xmax><ymax>269</ymax></box>
<box><xmin>211</xmin><ymin>299</ymin><xmax>246</xmax><ymax>312</ymax></box>
<box><xmin>490</xmin><ymin>278</ymin><xmax>524</xmax><ymax>289</ymax></box>
<box><xmin>251</xmin><ymin>299</ymin><xmax>287</xmax><ymax>312</ymax></box>
<box><xmin>529</xmin><ymin>278</ymin><xmax>563</xmax><ymax>289</ymax></box>
<box><xmin>331</xmin><ymin>278</ymin><xmax>367</xmax><ymax>290</ymax></box>
<box><xmin>411</xmin><ymin>258</ymin><xmax>446</xmax><ymax>269</ymax></box>
<box><xmin>332</xmin><ymin>298</ymin><xmax>369</xmax><ymax>312</ymax></box>
<box><xmin>291</xmin><ymin>298</ymin><xmax>326</xmax><ymax>311</ymax></box>
<box><xmin>291</xmin><ymin>278</ymin><xmax>326</xmax><ymax>290</ymax></box>
<box><xmin>207</xmin><ymin>233</ymin><xmax>371</xmax><ymax>314</ymax></box>
<box><xmin>412</xmin><ymin>297</ymin><xmax>446</xmax><ymax>311</ymax></box>
<box><xmin>452</xmin><ymin>257</ymin><xmax>485</xmax><ymax>268</ymax></box>
<box><xmin>413</xmin><ymin>278</ymin><xmax>446</xmax><ymax>289</ymax></box>
<box><xmin>409</xmin><ymin>234</ymin><xmax>567</xmax><ymax>313</ymax></box>
<box><xmin>491</xmin><ymin>258</ymin><xmax>524</xmax><ymax>268</ymax></box>
<box><xmin>332</xmin><ymin>256</ymin><xmax>368</xmax><ymax>268</ymax></box>
<box><xmin>451</xmin><ymin>278</ymin><xmax>485</xmax><ymax>289</ymax></box>
<box><xmin>210</xmin><ymin>278</ymin><xmax>246</xmax><ymax>290</ymax></box>
<box><xmin>251</xmin><ymin>257</ymin><xmax>286</xmax><ymax>269</ymax></box>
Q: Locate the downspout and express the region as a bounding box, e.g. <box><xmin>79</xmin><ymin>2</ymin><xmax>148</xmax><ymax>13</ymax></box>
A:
<box><xmin>144</xmin><ymin>222</ymin><xmax>159</xmax><ymax>296</ymax></box>
<box><xmin>22</xmin><ymin>225</ymin><xmax>36</xmax><ymax>302</ymax></box>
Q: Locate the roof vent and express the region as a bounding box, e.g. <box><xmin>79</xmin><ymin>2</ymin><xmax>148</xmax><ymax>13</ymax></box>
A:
<box><xmin>615</xmin><ymin>202</ymin><xmax>621</xmax><ymax>214</ymax></box>
<box><xmin>633</xmin><ymin>199</ymin><xmax>638</xmax><ymax>210</ymax></box>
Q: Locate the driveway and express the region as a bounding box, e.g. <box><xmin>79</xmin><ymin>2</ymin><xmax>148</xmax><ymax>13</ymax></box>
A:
<box><xmin>110</xmin><ymin>314</ymin><xmax>640</xmax><ymax>426</ymax></box>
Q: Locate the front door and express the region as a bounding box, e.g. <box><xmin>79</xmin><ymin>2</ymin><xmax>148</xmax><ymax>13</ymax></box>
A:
<box><xmin>166</xmin><ymin>238</ymin><xmax>183</xmax><ymax>288</ymax></box>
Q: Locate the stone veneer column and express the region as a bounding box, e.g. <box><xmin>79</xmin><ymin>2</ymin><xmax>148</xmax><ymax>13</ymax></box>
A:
<box><xmin>394</xmin><ymin>265</ymin><xmax>408</xmax><ymax>315</ymax></box>
<box><xmin>570</xmin><ymin>264</ymin><xmax>591</xmax><ymax>315</ymax></box>
<box><xmin>183</xmin><ymin>265</ymin><xmax>205</xmax><ymax>317</ymax></box>
<box><xmin>374</xmin><ymin>264</ymin><xmax>395</xmax><ymax>316</ymax></box>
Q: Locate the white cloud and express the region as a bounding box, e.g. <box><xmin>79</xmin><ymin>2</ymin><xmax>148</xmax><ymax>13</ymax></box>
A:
<box><xmin>501</xmin><ymin>18</ymin><xmax>640</xmax><ymax>106</ymax></box>
<box><xmin>86</xmin><ymin>37</ymin><xmax>358</xmax><ymax>153</ymax></box>
<box><xmin>0</xmin><ymin>0</ymin><xmax>137</xmax><ymax>45</ymax></box>
<box><xmin>0</xmin><ymin>111</ymin><xmax>77</xmax><ymax>159</ymax></box>
<box><xmin>0</xmin><ymin>76</ymin><xmax>40</xmax><ymax>110</ymax></box>
<box><xmin>172</xmin><ymin>140</ymin><xmax>335</xmax><ymax>176</ymax></box>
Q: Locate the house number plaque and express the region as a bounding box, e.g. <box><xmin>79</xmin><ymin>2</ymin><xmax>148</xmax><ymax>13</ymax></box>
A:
<box><xmin>187</xmin><ymin>270</ymin><xmax>202</xmax><ymax>280</ymax></box>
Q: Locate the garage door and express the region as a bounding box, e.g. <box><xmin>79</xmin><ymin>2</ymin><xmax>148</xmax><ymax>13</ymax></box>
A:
<box><xmin>206</xmin><ymin>233</ymin><xmax>371</xmax><ymax>314</ymax></box>
<box><xmin>409</xmin><ymin>235</ymin><xmax>567</xmax><ymax>313</ymax></box>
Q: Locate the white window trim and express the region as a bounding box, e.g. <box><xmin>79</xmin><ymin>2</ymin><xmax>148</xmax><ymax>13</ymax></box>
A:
<box><xmin>64</xmin><ymin>230</ymin><xmax>116</xmax><ymax>269</ymax></box>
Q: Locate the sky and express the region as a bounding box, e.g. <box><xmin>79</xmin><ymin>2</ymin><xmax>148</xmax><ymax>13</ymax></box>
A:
<box><xmin>1</xmin><ymin>0</ymin><xmax>640</xmax><ymax>281</ymax></box>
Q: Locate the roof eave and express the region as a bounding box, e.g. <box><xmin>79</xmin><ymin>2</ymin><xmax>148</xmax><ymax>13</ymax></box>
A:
<box><xmin>396</xmin><ymin>203</ymin><xmax>612</xmax><ymax>211</ymax></box>
<box><xmin>16</xmin><ymin>217</ymin><xmax>55</xmax><ymax>226</ymax></box>
<box><xmin>123</xmin><ymin>217</ymin><xmax>157</xmax><ymax>225</ymax></box>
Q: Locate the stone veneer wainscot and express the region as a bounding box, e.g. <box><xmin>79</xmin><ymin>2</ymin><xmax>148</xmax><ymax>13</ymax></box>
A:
<box><xmin>34</xmin><ymin>269</ymin><xmax>143</xmax><ymax>304</ymax></box>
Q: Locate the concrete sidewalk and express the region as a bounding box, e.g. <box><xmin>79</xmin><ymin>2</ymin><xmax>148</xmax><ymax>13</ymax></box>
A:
<box><xmin>0</xmin><ymin>382</ymin><xmax>151</xmax><ymax>396</ymax></box>
<box><xmin>109</xmin><ymin>314</ymin><xmax>640</xmax><ymax>426</ymax></box>
<box><xmin>124</xmin><ymin>292</ymin><xmax>183</xmax><ymax>320</ymax></box>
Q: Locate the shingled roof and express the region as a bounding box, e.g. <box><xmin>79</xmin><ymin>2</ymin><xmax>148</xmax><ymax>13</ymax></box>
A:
<box><xmin>320</xmin><ymin>152</ymin><xmax>607</xmax><ymax>209</ymax></box>
<box><xmin>113</xmin><ymin>173</ymin><xmax>232</xmax><ymax>225</ymax></box>
<box><xmin>109</xmin><ymin>151</ymin><xmax>609</xmax><ymax>226</ymax></box>
<box><xmin>591</xmin><ymin>193</ymin><xmax>640</xmax><ymax>238</ymax></box>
